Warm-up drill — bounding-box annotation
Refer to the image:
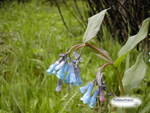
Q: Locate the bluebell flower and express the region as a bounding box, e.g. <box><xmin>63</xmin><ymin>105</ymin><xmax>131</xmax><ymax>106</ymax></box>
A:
<box><xmin>47</xmin><ymin>53</ymin><xmax>83</xmax><ymax>92</ymax></box>
<box><xmin>56</xmin><ymin>63</ymin><xmax>69</xmax><ymax>80</ymax></box>
<box><xmin>68</xmin><ymin>63</ymin><xmax>83</xmax><ymax>86</ymax></box>
<box><xmin>64</xmin><ymin>63</ymin><xmax>72</xmax><ymax>83</ymax></box>
<box><xmin>89</xmin><ymin>88</ymin><xmax>99</xmax><ymax>108</ymax></box>
<box><xmin>72</xmin><ymin>68</ymin><xmax>82</xmax><ymax>86</ymax></box>
<box><xmin>52</xmin><ymin>70</ymin><xmax>57</xmax><ymax>75</ymax></box>
<box><xmin>80</xmin><ymin>82</ymin><xmax>93</xmax><ymax>104</ymax></box>
<box><xmin>69</xmin><ymin>64</ymin><xmax>77</xmax><ymax>84</ymax></box>
<box><xmin>47</xmin><ymin>61</ymin><xmax>59</xmax><ymax>75</ymax></box>
<box><xmin>79</xmin><ymin>83</ymin><xmax>91</xmax><ymax>94</ymax></box>
<box><xmin>55</xmin><ymin>60</ymin><xmax>65</xmax><ymax>71</ymax></box>
<box><xmin>64</xmin><ymin>63</ymin><xmax>82</xmax><ymax>86</ymax></box>
<box><xmin>55</xmin><ymin>79</ymin><xmax>62</xmax><ymax>92</ymax></box>
<box><xmin>70</xmin><ymin>73</ymin><xmax>76</xmax><ymax>83</ymax></box>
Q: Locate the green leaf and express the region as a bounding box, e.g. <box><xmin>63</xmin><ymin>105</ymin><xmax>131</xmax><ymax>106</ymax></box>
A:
<box><xmin>122</xmin><ymin>52</ymin><xmax>146</xmax><ymax>94</ymax></box>
<box><xmin>83</xmin><ymin>9</ymin><xmax>108</xmax><ymax>42</ymax></box>
<box><xmin>118</xmin><ymin>18</ymin><xmax>150</xmax><ymax>57</ymax></box>
<box><xmin>114</xmin><ymin>51</ymin><xmax>130</xmax><ymax>67</ymax></box>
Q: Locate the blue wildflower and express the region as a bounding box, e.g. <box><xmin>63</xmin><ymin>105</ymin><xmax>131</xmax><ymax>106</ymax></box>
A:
<box><xmin>56</xmin><ymin>63</ymin><xmax>69</xmax><ymax>80</ymax></box>
<box><xmin>65</xmin><ymin>63</ymin><xmax>82</xmax><ymax>86</ymax></box>
<box><xmin>80</xmin><ymin>82</ymin><xmax>93</xmax><ymax>104</ymax></box>
<box><xmin>52</xmin><ymin>70</ymin><xmax>57</xmax><ymax>75</ymax></box>
<box><xmin>69</xmin><ymin>64</ymin><xmax>77</xmax><ymax>84</ymax></box>
<box><xmin>47</xmin><ymin>53</ymin><xmax>83</xmax><ymax>93</ymax></box>
<box><xmin>89</xmin><ymin>88</ymin><xmax>99</xmax><ymax>108</ymax></box>
<box><xmin>64</xmin><ymin>62</ymin><xmax>82</xmax><ymax>86</ymax></box>
<box><xmin>47</xmin><ymin>61</ymin><xmax>59</xmax><ymax>75</ymax></box>
<box><xmin>79</xmin><ymin>83</ymin><xmax>91</xmax><ymax>94</ymax></box>
<box><xmin>55</xmin><ymin>60</ymin><xmax>65</xmax><ymax>71</ymax></box>
<box><xmin>55</xmin><ymin>79</ymin><xmax>62</xmax><ymax>92</ymax></box>
<box><xmin>72</xmin><ymin>68</ymin><xmax>82</xmax><ymax>86</ymax></box>
<box><xmin>64</xmin><ymin>63</ymin><xmax>72</xmax><ymax>84</ymax></box>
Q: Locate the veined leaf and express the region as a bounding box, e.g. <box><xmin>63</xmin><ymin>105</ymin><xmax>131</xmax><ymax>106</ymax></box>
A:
<box><xmin>122</xmin><ymin>52</ymin><xmax>146</xmax><ymax>94</ymax></box>
<box><xmin>83</xmin><ymin>9</ymin><xmax>108</xmax><ymax>42</ymax></box>
<box><xmin>118</xmin><ymin>18</ymin><xmax>150</xmax><ymax>57</ymax></box>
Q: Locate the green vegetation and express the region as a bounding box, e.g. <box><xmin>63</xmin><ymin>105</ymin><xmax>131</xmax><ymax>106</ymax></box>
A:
<box><xmin>0</xmin><ymin>1</ymin><xmax>149</xmax><ymax>113</ymax></box>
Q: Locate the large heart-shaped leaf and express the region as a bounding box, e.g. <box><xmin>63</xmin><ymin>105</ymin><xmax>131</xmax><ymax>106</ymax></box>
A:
<box><xmin>118</xmin><ymin>18</ymin><xmax>150</xmax><ymax>57</ymax></box>
<box><xmin>122</xmin><ymin>52</ymin><xmax>146</xmax><ymax>94</ymax></box>
<box><xmin>83</xmin><ymin>9</ymin><xmax>108</xmax><ymax>42</ymax></box>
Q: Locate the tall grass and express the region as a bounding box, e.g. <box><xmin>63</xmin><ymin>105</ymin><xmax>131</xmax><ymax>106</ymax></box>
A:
<box><xmin>0</xmin><ymin>1</ymin><xmax>149</xmax><ymax>113</ymax></box>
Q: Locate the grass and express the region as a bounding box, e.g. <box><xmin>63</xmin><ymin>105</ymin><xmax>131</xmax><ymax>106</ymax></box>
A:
<box><xmin>0</xmin><ymin>0</ymin><xmax>150</xmax><ymax>113</ymax></box>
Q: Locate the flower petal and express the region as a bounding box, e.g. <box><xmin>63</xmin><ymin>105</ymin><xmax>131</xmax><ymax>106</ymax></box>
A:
<box><xmin>47</xmin><ymin>62</ymin><xmax>58</xmax><ymax>75</ymax></box>
<box><xmin>79</xmin><ymin>83</ymin><xmax>90</xmax><ymax>94</ymax></box>
<box><xmin>89</xmin><ymin>88</ymin><xmax>99</xmax><ymax>108</ymax></box>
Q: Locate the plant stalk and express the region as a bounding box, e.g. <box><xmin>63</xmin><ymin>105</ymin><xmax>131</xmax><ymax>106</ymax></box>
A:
<box><xmin>115</xmin><ymin>68</ymin><xmax>125</xmax><ymax>96</ymax></box>
<box><xmin>65</xmin><ymin>44</ymin><xmax>82</xmax><ymax>55</ymax></box>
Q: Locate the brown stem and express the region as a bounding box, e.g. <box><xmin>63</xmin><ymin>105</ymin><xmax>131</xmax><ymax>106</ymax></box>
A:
<box><xmin>85</xmin><ymin>43</ymin><xmax>114</xmax><ymax>63</ymax></box>
<box><xmin>65</xmin><ymin>43</ymin><xmax>114</xmax><ymax>64</ymax></box>
<box><xmin>74</xmin><ymin>43</ymin><xmax>85</xmax><ymax>53</ymax></box>
<box><xmin>99</xmin><ymin>63</ymin><xmax>113</xmax><ymax>71</ymax></box>
<box><xmin>64</xmin><ymin>44</ymin><xmax>83</xmax><ymax>55</ymax></box>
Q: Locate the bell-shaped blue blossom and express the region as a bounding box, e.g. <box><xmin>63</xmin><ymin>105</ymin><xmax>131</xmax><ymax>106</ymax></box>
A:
<box><xmin>75</xmin><ymin>75</ymin><xmax>82</xmax><ymax>85</ymax></box>
<box><xmin>55</xmin><ymin>79</ymin><xmax>62</xmax><ymax>92</ymax></box>
<box><xmin>52</xmin><ymin>70</ymin><xmax>57</xmax><ymax>75</ymax></box>
<box><xmin>55</xmin><ymin>60</ymin><xmax>65</xmax><ymax>71</ymax></box>
<box><xmin>72</xmin><ymin>68</ymin><xmax>82</xmax><ymax>86</ymax></box>
<box><xmin>69</xmin><ymin>63</ymin><xmax>76</xmax><ymax>84</ymax></box>
<box><xmin>47</xmin><ymin>61</ymin><xmax>59</xmax><ymax>75</ymax></box>
<box><xmin>64</xmin><ymin>63</ymin><xmax>78</xmax><ymax>84</ymax></box>
<box><xmin>89</xmin><ymin>88</ymin><xmax>99</xmax><ymax>108</ymax></box>
<box><xmin>64</xmin><ymin>63</ymin><xmax>72</xmax><ymax>84</ymax></box>
<box><xmin>80</xmin><ymin>82</ymin><xmax>93</xmax><ymax>104</ymax></box>
<box><xmin>64</xmin><ymin>73</ymin><xmax>70</xmax><ymax>84</ymax></box>
<box><xmin>70</xmin><ymin>73</ymin><xmax>77</xmax><ymax>84</ymax></box>
<box><xmin>56</xmin><ymin>63</ymin><xmax>69</xmax><ymax>80</ymax></box>
<box><xmin>79</xmin><ymin>83</ymin><xmax>91</xmax><ymax>94</ymax></box>
<box><xmin>80</xmin><ymin>93</ymin><xmax>91</xmax><ymax>104</ymax></box>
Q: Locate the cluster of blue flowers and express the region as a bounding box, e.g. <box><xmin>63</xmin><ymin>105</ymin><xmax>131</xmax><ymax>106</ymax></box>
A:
<box><xmin>47</xmin><ymin>54</ymin><xmax>82</xmax><ymax>92</ymax></box>
<box><xmin>79</xmin><ymin>80</ymin><xmax>106</xmax><ymax>108</ymax></box>
<box><xmin>47</xmin><ymin>54</ymin><xmax>107</xmax><ymax>108</ymax></box>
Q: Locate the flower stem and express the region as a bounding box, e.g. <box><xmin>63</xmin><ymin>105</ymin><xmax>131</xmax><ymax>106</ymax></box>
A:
<box><xmin>85</xmin><ymin>43</ymin><xmax>113</xmax><ymax>63</ymax></box>
<box><xmin>65</xmin><ymin>44</ymin><xmax>83</xmax><ymax>55</ymax></box>
<box><xmin>114</xmin><ymin>67</ymin><xmax>125</xmax><ymax>96</ymax></box>
<box><xmin>74</xmin><ymin>43</ymin><xmax>85</xmax><ymax>53</ymax></box>
<box><xmin>99</xmin><ymin>63</ymin><xmax>113</xmax><ymax>71</ymax></box>
<box><xmin>66</xmin><ymin>43</ymin><xmax>114</xmax><ymax>63</ymax></box>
